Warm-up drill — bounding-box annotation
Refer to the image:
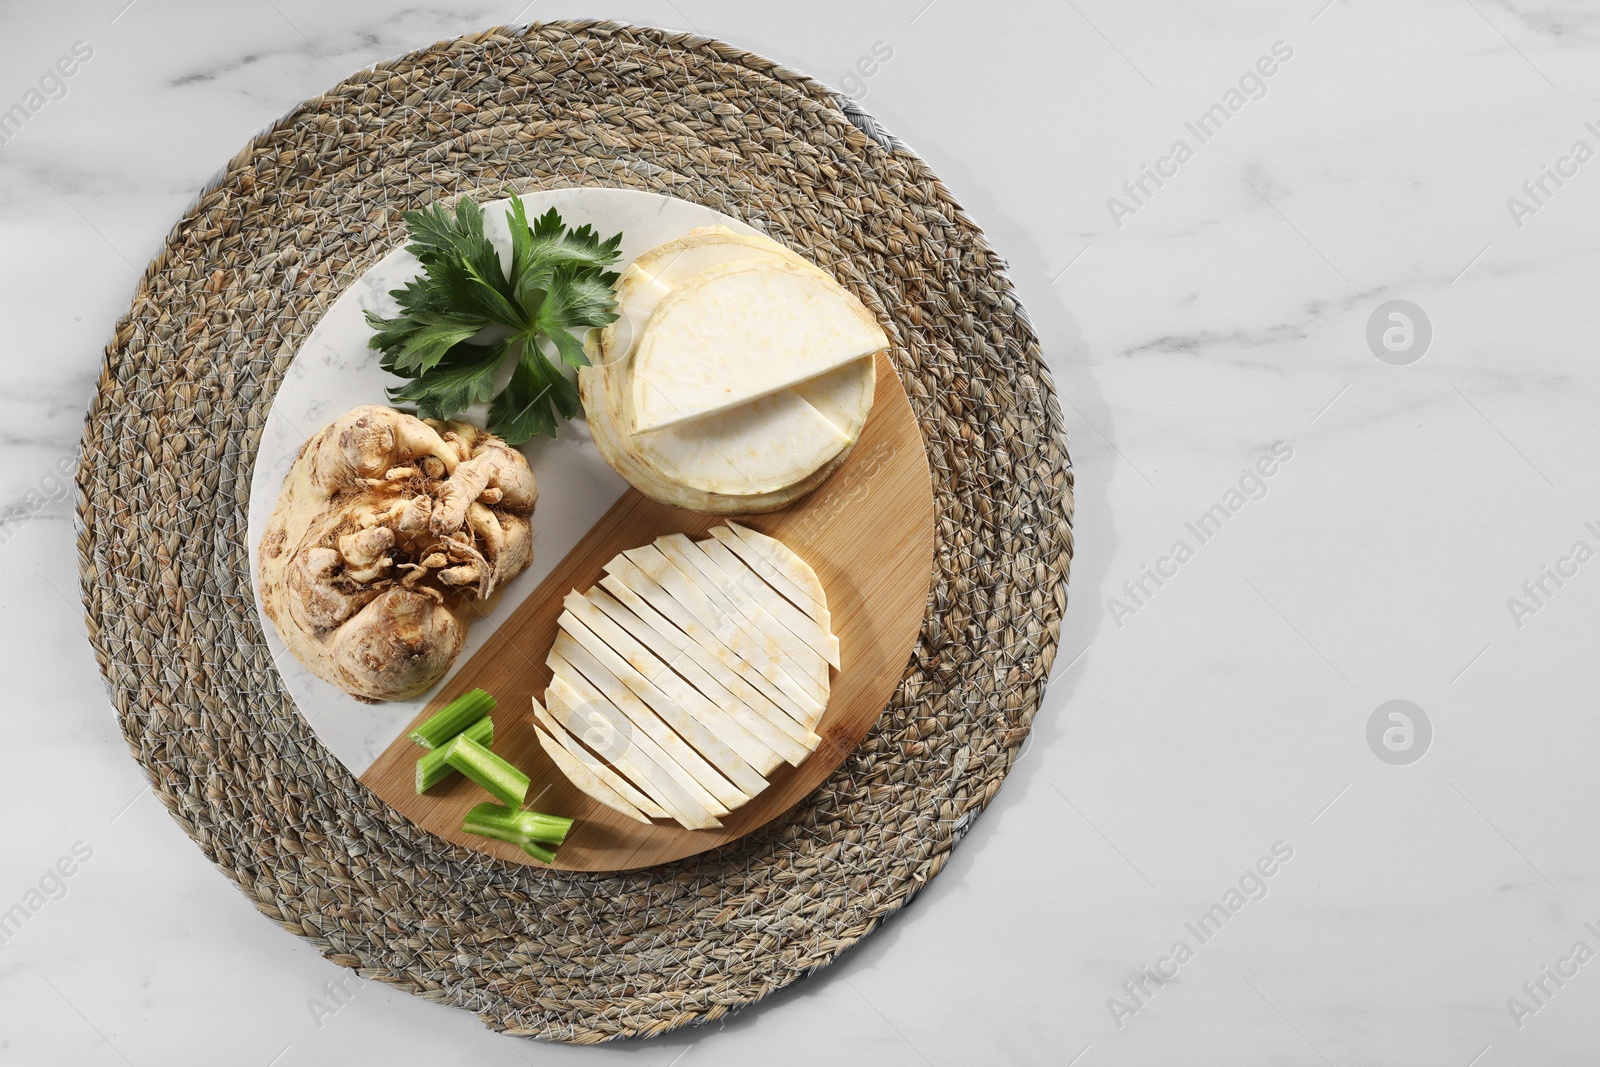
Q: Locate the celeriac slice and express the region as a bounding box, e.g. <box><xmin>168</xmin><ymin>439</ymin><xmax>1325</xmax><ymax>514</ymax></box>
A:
<box><xmin>584</xmin><ymin>229</ymin><xmax>876</xmax><ymax>513</ymax></box>
<box><xmin>649</xmin><ymin>537</ymin><xmax>832</xmax><ymax>704</ymax></box>
<box><xmin>595</xmin><ymin>575</ymin><xmax>820</xmax><ymax>750</ymax></box>
<box><xmin>616</xmin><ymin>546</ymin><xmax>828</xmax><ymax>719</ymax></box>
<box><xmin>530</xmin><ymin>716</ymin><xmax>651</xmax><ymax>825</ymax></box>
<box><xmin>553</xmin><ymin>626</ymin><xmax>749</xmax><ymax>811</ymax></box>
<box><xmin>601</xmin><ymin>230</ymin><xmax>875</xmax><ymax>499</ymax></box>
<box><xmin>727</xmin><ymin>521</ymin><xmax>831</xmax><ymax>615</ymax></box>
<box><xmin>693</xmin><ymin>536</ymin><xmax>840</xmax><ymax>668</ymax></box>
<box><xmin>587</xmin><ymin>584</ymin><xmax>818</xmax><ymax>765</ymax></box>
<box><xmin>561</xmin><ymin>592</ymin><xmax>780</xmax><ymax>784</ymax></box>
<box><xmin>629</xmin><ymin>540</ymin><xmax>818</xmax><ymax>696</ymax></box>
<box><xmin>545</xmin><ymin>670</ymin><xmax>722</xmax><ymax>830</ymax></box>
<box><xmin>605</xmin><ymin>230</ymin><xmax>874</xmax><ymax>452</ymax></box>
<box><xmin>602</xmin><ymin>228</ymin><xmax>805</xmax><ymax>365</ymax></box>
<box><xmin>602</xmin><ymin>556</ymin><xmax>818</xmax><ymax>728</ymax></box>
<box><xmin>791</xmin><ymin>356</ymin><xmax>876</xmax><ymax>440</ymax></box>
<box><xmin>709</xmin><ymin>525</ymin><xmax>829</xmax><ymax>627</ymax></box>
<box><xmin>633</xmin><ymin>390</ymin><xmax>850</xmax><ymax>496</ymax></box>
<box><xmin>529</xmin><ymin>695</ymin><xmax>666</xmax><ymax>820</ymax></box>
<box><xmin>612</xmin><ymin>229</ymin><xmax>878</xmax><ymax>446</ymax></box>
<box><xmin>583</xmin><ymin>362</ymin><xmax>853</xmax><ymax>515</ymax></box>
<box><xmin>532</xmin><ymin>526</ymin><xmax>839</xmax><ymax>828</ymax></box>
<box><xmin>630</xmin><ymin>259</ymin><xmax>889</xmax><ymax>433</ymax></box>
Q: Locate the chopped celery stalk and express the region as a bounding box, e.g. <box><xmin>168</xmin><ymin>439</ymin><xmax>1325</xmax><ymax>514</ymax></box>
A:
<box><xmin>415</xmin><ymin>716</ymin><xmax>494</xmax><ymax>793</ymax></box>
<box><xmin>441</xmin><ymin>734</ymin><xmax>530</xmax><ymax>807</ymax></box>
<box><xmin>461</xmin><ymin>802</ymin><xmax>573</xmax><ymax>849</ymax></box>
<box><xmin>521</xmin><ymin>843</ymin><xmax>557</xmax><ymax>864</ymax></box>
<box><xmin>408</xmin><ymin>689</ymin><xmax>496</xmax><ymax>750</ymax></box>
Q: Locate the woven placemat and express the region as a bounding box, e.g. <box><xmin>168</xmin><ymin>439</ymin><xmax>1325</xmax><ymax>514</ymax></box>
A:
<box><xmin>76</xmin><ymin>21</ymin><xmax>1073</xmax><ymax>1042</ymax></box>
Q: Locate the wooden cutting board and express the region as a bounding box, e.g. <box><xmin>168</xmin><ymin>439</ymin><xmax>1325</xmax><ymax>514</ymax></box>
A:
<box><xmin>360</xmin><ymin>350</ymin><xmax>934</xmax><ymax>870</ymax></box>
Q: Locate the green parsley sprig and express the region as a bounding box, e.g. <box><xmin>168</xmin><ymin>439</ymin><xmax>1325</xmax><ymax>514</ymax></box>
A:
<box><xmin>366</xmin><ymin>194</ymin><xmax>623</xmax><ymax>444</ymax></box>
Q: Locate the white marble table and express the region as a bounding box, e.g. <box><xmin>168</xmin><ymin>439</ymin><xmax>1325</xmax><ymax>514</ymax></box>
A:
<box><xmin>3</xmin><ymin>1</ymin><xmax>1598</xmax><ymax>1064</ymax></box>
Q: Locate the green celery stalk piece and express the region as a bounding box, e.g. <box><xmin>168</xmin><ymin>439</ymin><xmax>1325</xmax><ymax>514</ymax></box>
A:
<box><xmin>461</xmin><ymin>802</ymin><xmax>573</xmax><ymax>848</ymax></box>
<box><xmin>441</xmin><ymin>735</ymin><xmax>530</xmax><ymax>808</ymax></box>
<box><xmin>521</xmin><ymin>843</ymin><xmax>558</xmax><ymax>864</ymax></box>
<box><xmin>408</xmin><ymin>689</ymin><xmax>495</xmax><ymax>749</ymax></box>
<box><xmin>415</xmin><ymin>716</ymin><xmax>494</xmax><ymax>793</ymax></box>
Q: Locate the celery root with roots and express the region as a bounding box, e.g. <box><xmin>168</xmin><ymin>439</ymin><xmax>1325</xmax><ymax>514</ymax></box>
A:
<box><xmin>258</xmin><ymin>405</ymin><xmax>536</xmax><ymax>701</ymax></box>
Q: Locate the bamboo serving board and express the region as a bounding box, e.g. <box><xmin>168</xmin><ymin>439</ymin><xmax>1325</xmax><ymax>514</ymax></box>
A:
<box><xmin>360</xmin><ymin>350</ymin><xmax>934</xmax><ymax>871</ymax></box>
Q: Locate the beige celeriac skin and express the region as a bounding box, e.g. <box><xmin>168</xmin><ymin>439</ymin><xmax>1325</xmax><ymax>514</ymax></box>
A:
<box><xmin>258</xmin><ymin>405</ymin><xmax>536</xmax><ymax>702</ymax></box>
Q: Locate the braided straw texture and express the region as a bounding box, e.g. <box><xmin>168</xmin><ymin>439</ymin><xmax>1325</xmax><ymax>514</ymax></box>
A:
<box><xmin>75</xmin><ymin>21</ymin><xmax>1073</xmax><ymax>1042</ymax></box>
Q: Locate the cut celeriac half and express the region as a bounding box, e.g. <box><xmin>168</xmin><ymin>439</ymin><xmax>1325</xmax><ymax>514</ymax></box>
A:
<box><xmin>546</xmin><ymin>667</ymin><xmax>725</xmax><ymax>829</ymax></box>
<box><xmin>790</xmin><ymin>359</ymin><xmax>876</xmax><ymax>441</ymax></box>
<box><xmin>629</xmin><ymin>259</ymin><xmax>889</xmax><ymax>433</ymax></box>
<box><xmin>535</xmin><ymin>527</ymin><xmax>838</xmax><ymax>829</ymax></box>
<box><xmin>635</xmin><ymin>388</ymin><xmax>850</xmax><ymax>496</ymax></box>
<box><xmin>580</xmin><ymin>353</ymin><xmax>856</xmax><ymax>515</ymax></box>
<box><xmin>601</xmin><ymin>227</ymin><xmax>816</xmax><ymax>364</ymax></box>
<box><xmin>601</xmin><ymin>228</ymin><xmax>876</xmax><ymax>443</ymax></box>
<box><xmin>581</xmin><ymin>227</ymin><xmax>877</xmax><ymax>512</ymax></box>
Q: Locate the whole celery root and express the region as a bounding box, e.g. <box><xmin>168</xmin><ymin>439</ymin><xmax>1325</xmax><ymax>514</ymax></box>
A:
<box><xmin>258</xmin><ymin>405</ymin><xmax>536</xmax><ymax>701</ymax></box>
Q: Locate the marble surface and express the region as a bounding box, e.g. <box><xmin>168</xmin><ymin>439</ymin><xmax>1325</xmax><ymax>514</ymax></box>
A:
<box><xmin>3</xmin><ymin>1</ymin><xmax>1599</xmax><ymax>1064</ymax></box>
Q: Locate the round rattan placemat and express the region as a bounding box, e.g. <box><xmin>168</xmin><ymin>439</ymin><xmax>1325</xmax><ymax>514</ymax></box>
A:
<box><xmin>76</xmin><ymin>21</ymin><xmax>1074</xmax><ymax>1042</ymax></box>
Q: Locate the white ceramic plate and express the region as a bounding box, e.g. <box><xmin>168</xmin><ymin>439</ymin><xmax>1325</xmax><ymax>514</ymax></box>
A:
<box><xmin>246</xmin><ymin>188</ymin><xmax>760</xmax><ymax>777</ymax></box>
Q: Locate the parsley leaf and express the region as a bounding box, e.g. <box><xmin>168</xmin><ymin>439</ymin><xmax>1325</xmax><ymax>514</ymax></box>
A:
<box><xmin>387</xmin><ymin>341</ymin><xmax>506</xmax><ymax>421</ymax></box>
<box><xmin>489</xmin><ymin>343</ymin><xmax>581</xmax><ymax>445</ymax></box>
<box><xmin>535</xmin><ymin>265</ymin><xmax>625</xmax><ymax>370</ymax></box>
<box><xmin>366</xmin><ymin>194</ymin><xmax>622</xmax><ymax>444</ymax></box>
